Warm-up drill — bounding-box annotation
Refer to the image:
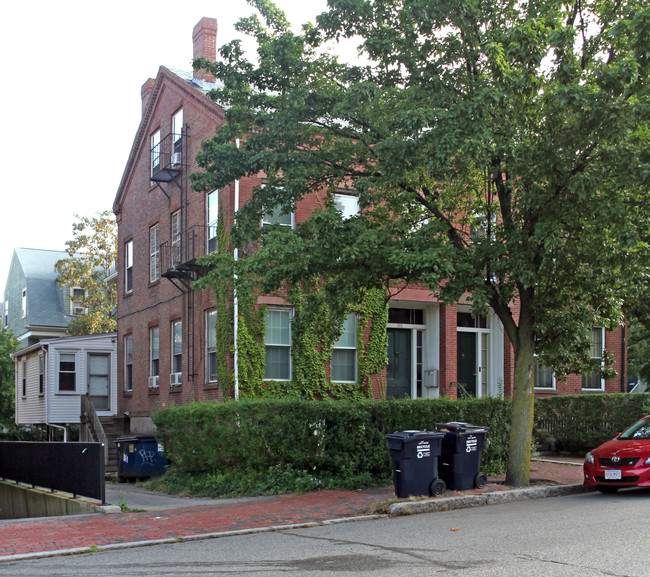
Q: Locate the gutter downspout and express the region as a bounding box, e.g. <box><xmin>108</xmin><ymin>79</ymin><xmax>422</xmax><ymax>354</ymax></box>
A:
<box><xmin>234</xmin><ymin>138</ymin><xmax>240</xmax><ymax>400</ymax></box>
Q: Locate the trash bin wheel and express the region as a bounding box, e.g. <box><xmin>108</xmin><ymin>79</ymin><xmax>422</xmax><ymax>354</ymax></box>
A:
<box><xmin>430</xmin><ymin>478</ymin><xmax>446</xmax><ymax>496</ymax></box>
<box><xmin>474</xmin><ymin>472</ymin><xmax>488</xmax><ymax>489</ymax></box>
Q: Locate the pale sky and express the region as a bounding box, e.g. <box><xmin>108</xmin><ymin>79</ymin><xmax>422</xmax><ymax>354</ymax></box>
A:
<box><xmin>0</xmin><ymin>0</ymin><xmax>331</xmax><ymax>292</ymax></box>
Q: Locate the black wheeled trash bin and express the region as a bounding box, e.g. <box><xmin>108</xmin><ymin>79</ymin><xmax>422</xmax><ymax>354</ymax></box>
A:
<box><xmin>435</xmin><ymin>422</ymin><xmax>489</xmax><ymax>491</ymax></box>
<box><xmin>386</xmin><ymin>430</ymin><xmax>446</xmax><ymax>497</ymax></box>
<box><xmin>116</xmin><ymin>436</ymin><xmax>168</xmax><ymax>482</ymax></box>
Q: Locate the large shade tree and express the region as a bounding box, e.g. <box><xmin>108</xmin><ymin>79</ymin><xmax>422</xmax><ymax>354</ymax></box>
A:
<box><xmin>192</xmin><ymin>0</ymin><xmax>650</xmax><ymax>485</ymax></box>
<box><xmin>56</xmin><ymin>211</ymin><xmax>117</xmax><ymax>336</ymax></box>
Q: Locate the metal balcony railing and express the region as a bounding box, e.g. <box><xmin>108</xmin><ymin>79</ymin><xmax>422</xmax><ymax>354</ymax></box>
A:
<box><xmin>160</xmin><ymin>226</ymin><xmax>210</xmax><ymax>286</ymax></box>
<box><xmin>151</xmin><ymin>132</ymin><xmax>183</xmax><ymax>183</ymax></box>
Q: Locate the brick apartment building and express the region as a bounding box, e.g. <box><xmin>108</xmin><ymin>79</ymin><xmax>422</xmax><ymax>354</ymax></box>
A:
<box><xmin>113</xmin><ymin>17</ymin><xmax>627</xmax><ymax>436</ymax></box>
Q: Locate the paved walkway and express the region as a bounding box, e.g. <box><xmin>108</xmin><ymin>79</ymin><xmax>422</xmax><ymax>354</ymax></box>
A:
<box><xmin>0</xmin><ymin>458</ymin><xmax>585</xmax><ymax>561</ymax></box>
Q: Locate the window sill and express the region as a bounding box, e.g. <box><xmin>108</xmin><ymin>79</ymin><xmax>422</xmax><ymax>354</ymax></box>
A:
<box><xmin>170</xmin><ymin>385</ymin><xmax>183</xmax><ymax>393</ymax></box>
<box><xmin>148</xmin><ymin>386</ymin><xmax>160</xmax><ymax>395</ymax></box>
<box><xmin>122</xmin><ymin>390</ymin><xmax>133</xmax><ymax>397</ymax></box>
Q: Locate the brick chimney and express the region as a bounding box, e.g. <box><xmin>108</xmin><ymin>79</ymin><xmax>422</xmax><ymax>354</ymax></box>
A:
<box><xmin>141</xmin><ymin>78</ymin><xmax>155</xmax><ymax>116</ymax></box>
<box><xmin>192</xmin><ymin>17</ymin><xmax>218</xmax><ymax>84</ymax></box>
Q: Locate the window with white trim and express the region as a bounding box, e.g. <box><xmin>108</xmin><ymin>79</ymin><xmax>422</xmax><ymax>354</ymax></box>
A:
<box><xmin>124</xmin><ymin>334</ymin><xmax>133</xmax><ymax>392</ymax></box>
<box><xmin>150</xmin><ymin>326</ymin><xmax>159</xmax><ymax>387</ymax></box>
<box><xmin>264</xmin><ymin>308</ymin><xmax>292</xmax><ymax>380</ymax></box>
<box><xmin>125</xmin><ymin>240</ymin><xmax>133</xmax><ymax>293</ymax></box>
<box><xmin>21</xmin><ymin>359</ymin><xmax>27</xmax><ymax>397</ymax></box>
<box><xmin>534</xmin><ymin>356</ymin><xmax>555</xmax><ymax>389</ymax></box>
<box><xmin>206</xmin><ymin>309</ymin><xmax>217</xmax><ymax>383</ymax></box>
<box><xmin>3</xmin><ymin>300</ymin><xmax>8</xmax><ymax>328</ymax></box>
<box><xmin>22</xmin><ymin>288</ymin><xmax>27</xmax><ymax>318</ymax></box>
<box><xmin>262</xmin><ymin>206</ymin><xmax>293</xmax><ymax>228</ymax></box>
<box><xmin>70</xmin><ymin>287</ymin><xmax>86</xmax><ymax>315</ymax></box>
<box><xmin>582</xmin><ymin>327</ymin><xmax>605</xmax><ymax>390</ymax></box>
<box><xmin>171</xmin><ymin>210</ymin><xmax>182</xmax><ymax>265</ymax></box>
<box><xmin>331</xmin><ymin>313</ymin><xmax>357</xmax><ymax>383</ymax></box>
<box><xmin>150</xmin><ymin>224</ymin><xmax>160</xmax><ymax>283</ymax></box>
<box><xmin>207</xmin><ymin>191</ymin><xmax>218</xmax><ymax>254</ymax></box>
<box><xmin>151</xmin><ymin>129</ymin><xmax>161</xmax><ymax>178</ymax></box>
<box><xmin>38</xmin><ymin>352</ymin><xmax>44</xmax><ymax>395</ymax></box>
<box><xmin>333</xmin><ymin>193</ymin><xmax>360</xmax><ymax>220</ymax></box>
<box><xmin>172</xmin><ymin>108</ymin><xmax>183</xmax><ymax>157</ymax></box>
<box><xmin>171</xmin><ymin>320</ymin><xmax>182</xmax><ymax>376</ymax></box>
<box><xmin>58</xmin><ymin>353</ymin><xmax>76</xmax><ymax>392</ymax></box>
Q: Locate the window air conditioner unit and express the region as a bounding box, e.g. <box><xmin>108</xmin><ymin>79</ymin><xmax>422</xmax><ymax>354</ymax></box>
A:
<box><xmin>170</xmin><ymin>372</ymin><xmax>183</xmax><ymax>386</ymax></box>
<box><xmin>148</xmin><ymin>375</ymin><xmax>159</xmax><ymax>389</ymax></box>
<box><xmin>72</xmin><ymin>305</ymin><xmax>86</xmax><ymax>315</ymax></box>
<box><xmin>171</xmin><ymin>152</ymin><xmax>181</xmax><ymax>168</ymax></box>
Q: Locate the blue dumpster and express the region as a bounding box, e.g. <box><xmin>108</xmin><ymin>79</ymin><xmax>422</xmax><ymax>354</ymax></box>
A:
<box><xmin>116</xmin><ymin>436</ymin><xmax>167</xmax><ymax>481</ymax></box>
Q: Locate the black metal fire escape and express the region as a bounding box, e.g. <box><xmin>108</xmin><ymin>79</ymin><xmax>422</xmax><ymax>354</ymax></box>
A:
<box><xmin>151</xmin><ymin>125</ymin><xmax>207</xmax><ymax>383</ymax></box>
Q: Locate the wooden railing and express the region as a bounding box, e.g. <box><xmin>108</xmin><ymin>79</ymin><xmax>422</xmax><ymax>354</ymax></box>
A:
<box><xmin>81</xmin><ymin>394</ymin><xmax>109</xmax><ymax>465</ymax></box>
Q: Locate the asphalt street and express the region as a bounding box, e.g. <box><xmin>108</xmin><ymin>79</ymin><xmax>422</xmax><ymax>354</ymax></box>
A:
<box><xmin>2</xmin><ymin>490</ymin><xmax>649</xmax><ymax>577</ymax></box>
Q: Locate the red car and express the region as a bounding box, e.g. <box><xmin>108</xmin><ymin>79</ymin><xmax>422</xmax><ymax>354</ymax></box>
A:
<box><xmin>584</xmin><ymin>415</ymin><xmax>650</xmax><ymax>493</ymax></box>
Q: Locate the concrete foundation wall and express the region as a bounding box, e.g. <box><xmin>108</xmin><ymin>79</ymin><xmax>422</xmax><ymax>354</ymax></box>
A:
<box><xmin>0</xmin><ymin>481</ymin><xmax>99</xmax><ymax>520</ymax></box>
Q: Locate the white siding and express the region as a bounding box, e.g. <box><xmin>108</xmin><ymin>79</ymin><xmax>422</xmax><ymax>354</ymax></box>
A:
<box><xmin>14</xmin><ymin>351</ymin><xmax>46</xmax><ymax>425</ymax></box>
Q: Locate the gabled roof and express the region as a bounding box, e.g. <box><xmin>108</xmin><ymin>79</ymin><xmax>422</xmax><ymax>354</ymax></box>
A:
<box><xmin>12</xmin><ymin>248</ymin><xmax>69</xmax><ymax>329</ymax></box>
<box><xmin>112</xmin><ymin>66</ymin><xmax>225</xmax><ymax>214</ymax></box>
<box><xmin>14</xmin><ymin>248</ymin><xmax>67</xmax><ymax>280</ymax></box>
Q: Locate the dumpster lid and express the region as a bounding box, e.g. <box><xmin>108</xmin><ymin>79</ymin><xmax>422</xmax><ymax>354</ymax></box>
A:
<box><xmin>387</xmin><ymin>430</ymin><xmax>444</xmax><ymax>439</ymax></box>
<box><xmin>115</xmin><ymin>436</ymin><xmax>158</xmax><ymax>443</ymax></box>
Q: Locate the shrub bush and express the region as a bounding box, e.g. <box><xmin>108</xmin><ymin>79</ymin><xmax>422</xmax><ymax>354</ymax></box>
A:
<box><xmin>152</xmin><ymin>397</ymin><xmax>511</xmax><ymax>495</ymax></box>
<box><xmin>534</xmin><ymin>393</ymin><xmax>650</xmax><ymax>453</ymax></box>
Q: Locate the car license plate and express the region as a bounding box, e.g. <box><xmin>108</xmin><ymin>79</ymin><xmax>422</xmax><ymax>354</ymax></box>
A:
<box><xmin>604</xmin><ymin>470</ymin><xmax>622</xmax><ymax>480</ymax></box>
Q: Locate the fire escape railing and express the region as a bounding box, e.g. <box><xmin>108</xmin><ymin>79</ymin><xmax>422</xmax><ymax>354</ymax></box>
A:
<box><xmin>160</xmin><ymin>226</ymin><xmax>211</xmax><ymax>291</ymax></box>
<box><xmin>151</xmin><ymin>132</ymin><xmax>183</xmax><ymax>183</ymax></box>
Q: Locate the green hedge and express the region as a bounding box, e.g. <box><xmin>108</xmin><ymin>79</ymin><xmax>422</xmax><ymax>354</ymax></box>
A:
<box><xmin>152</xmin><ymin>397</ymin><xmax>510</xmax><ymax>496</ymax></box>
<box><xmin>534</xmin><ymin>394</ymin><xmax>650</xmax><ymax>453</ymax></box>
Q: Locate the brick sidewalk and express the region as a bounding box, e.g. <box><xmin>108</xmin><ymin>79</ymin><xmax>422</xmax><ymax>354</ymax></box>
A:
<box><xmin>0</xmin><ymin>458</ymin><xmax>584</xmax><ymax>559</ymax></box>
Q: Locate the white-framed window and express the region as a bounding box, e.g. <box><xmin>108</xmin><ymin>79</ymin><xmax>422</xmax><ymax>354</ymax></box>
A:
<box><xmin>171</xmin><ymin>319</ymin><xmax>183</xmax><ymax>376</ymax></box>
<box><xmin>331</xmin><ymin>313</ymin><xmax>358</xmax><ymax>383</ymax></box>
<box><xmin>125</xmin><ymin>240</ymin><xmax>133</xmax><ymax>293</ymax></box>
<box><xmin>149</xmin><ymin>326</ymin><xmax>159</xmax><ymax>388</ymax></box>
<box><xmin>333</xmin><ymin>193</ymin><xmax>360</xmax><ymax>220</ymax></box>
<box><xmin>262</xmin><ymin>205</ymin><xmax>294</xmax><ymax>228</ymax></box>
<box><xmin>22</xmin><ymin>288</ymin><xmax>27</xmax><ymax>318</ymax></box>
<box><xmin>38</xmin><ymin>352</ymin><xmax>44</xmax><ymax>395</ymax></box>
<box><xmin>534</xmin><ymin>356</ymin><xmax>555</xmax><ymax>390</ymax></box>
<box><xmin>151</xmin><ymin>129</ymin><xmax>161</xmax><ymax>178</ymax></box>
<box><xmin>582</xmin><ymin>327</ymin><xmax>605</xmax><ymax>390</ymax></box>
<box><xmin>172</xmin><ymin>108</ymin><xmax>183</xmax><ymax>157</ymax></box>
<box><xmin>150</xmin><ymin>224</ymin><xmax>160</xmax><ymax>283</ymax></box>
<box><xmin>58</xmin><ymin>352</ymin><xmax>77</xmax><ymax>393</ymax></box>
<box><xmin>206</xmin><ymin>309</ymin><xmax>217</xmax><ymax>383</ymax></box>
<box><xmin>3</xmin><ymin>300</ymin><xmax>8</xmax><ymax>328</ymax></box>
<box><xmin>264</xmin><ymin>307</ymin><xmax>292</xmax><ymax>381</ymax></box>
<box><xmin>70</xmin><ymin>287</ymin><xmax>86</xmax><ymax>315</ymax></box>
<box><xmin>124</xmin><ymin>334</ymin><xmax>133</xmax><ymax>392</ymax></box>
<box><xmin>171</xmin><ymin>210</ymin><xmax>182</xmax><ymax>265</ymax></box>
<box><xmin>207</xmin><ymin>191</ymin><xmax>219</xmax><ymax>254</ymax></box>
<box><xmin>21</xmin><ymin>359</ymin><xmax>27</xmax><ymax>397</ymax></box>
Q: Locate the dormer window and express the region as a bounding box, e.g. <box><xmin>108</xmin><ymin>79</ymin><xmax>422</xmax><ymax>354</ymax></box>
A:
<box><xmin>70</xmin><ymin>287</ymin><xmax>87</xmax><ymax>315</ymax></box>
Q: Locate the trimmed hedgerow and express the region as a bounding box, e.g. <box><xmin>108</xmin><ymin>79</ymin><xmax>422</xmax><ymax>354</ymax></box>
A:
<box><xmin>152</xmin><ymin>397</ymin><xmax>510</xmax><ymax>496</ymax></box>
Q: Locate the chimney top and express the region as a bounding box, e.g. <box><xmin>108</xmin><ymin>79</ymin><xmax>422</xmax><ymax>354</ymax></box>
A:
<box><xmin>193</xmin><ymin>17</ymin><xmax>218</xmax><ymax>84</ymax></box>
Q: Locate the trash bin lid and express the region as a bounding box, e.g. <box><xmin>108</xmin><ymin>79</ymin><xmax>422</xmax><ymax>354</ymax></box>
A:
<box><xmin>435</xmin><ymin>422</ymin><xmax>489</xmax><ymax>433</ymax></box>
<box><xmin>115</xmin><ymin>436</ymin><xmax>139</xmax><ymax>443</ymax></box>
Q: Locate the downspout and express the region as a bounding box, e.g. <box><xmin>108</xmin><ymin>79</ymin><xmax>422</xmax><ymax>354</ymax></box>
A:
<box><xmin>41</xmin><ymin>345</ymin><xmax>68</xmax><ymax>442</ymax></box>
<box><xmin>234</xmin><ymin>138</ymin><xmax>240</xmax><ymax>400</ymax></box>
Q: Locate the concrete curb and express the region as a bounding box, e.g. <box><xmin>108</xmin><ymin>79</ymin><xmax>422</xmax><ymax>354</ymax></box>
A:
<box><xmin>389</xmin><ymin>484</ymin><xmax>595</xmax><ymax>516</ymax></box>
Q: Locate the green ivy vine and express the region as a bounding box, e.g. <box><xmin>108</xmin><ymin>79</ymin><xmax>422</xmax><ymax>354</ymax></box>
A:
<box><xmin>202</xmin><ymin>212</ymin><xmax>389</xmax><ymax>400</ymax></box>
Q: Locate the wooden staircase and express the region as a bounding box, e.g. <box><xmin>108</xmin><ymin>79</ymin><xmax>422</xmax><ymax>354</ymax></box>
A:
<box><xmin>80</xmin><ymin>395</ymin><xmax>128</xmax><ymax>474</ymax></box>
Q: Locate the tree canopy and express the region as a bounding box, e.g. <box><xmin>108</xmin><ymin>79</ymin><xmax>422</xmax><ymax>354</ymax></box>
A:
<box><xmin>193</xmin><ymin>0</ymin><xmax>650</xmax><ymax>485</ymax></box>
<box><xmin>55</xmin><ymin>211</ymin><xmax>117</xmax><ymax>335</ymax></box>
<box><xmin>0</xmin><ymin>328</ymin><xmax>18</xmax><ymax>427</ymax></box>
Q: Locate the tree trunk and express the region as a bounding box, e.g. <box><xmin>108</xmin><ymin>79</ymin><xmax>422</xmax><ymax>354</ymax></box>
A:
<box><xmin>505</xmin><ymin>312</ymin><xmax>535</xmax><ymax>487</ymax></box>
